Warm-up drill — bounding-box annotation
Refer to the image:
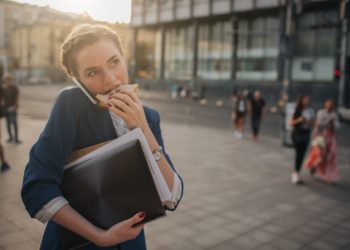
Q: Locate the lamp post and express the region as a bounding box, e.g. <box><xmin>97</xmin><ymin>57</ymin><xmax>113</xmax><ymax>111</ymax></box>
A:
<box><xmin>338</xmin><ymin>0</ymin><xmax>348</xmax><ymax>108</ymax></box>
<box><xmin>281</xmin><ymin>0</ymin><xmax>293</xmax><ymax>106</ymax></box>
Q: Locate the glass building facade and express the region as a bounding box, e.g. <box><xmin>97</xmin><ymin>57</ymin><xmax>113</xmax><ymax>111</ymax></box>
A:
<box><xmin>292</xmin><ymin>10</ymin><xmax>337</xmax><ymax>81</ymax></box>
<box><xmin>131</xmin><ymin>0</ymin><xmax>349</xmax><ymax>106</ymax></box>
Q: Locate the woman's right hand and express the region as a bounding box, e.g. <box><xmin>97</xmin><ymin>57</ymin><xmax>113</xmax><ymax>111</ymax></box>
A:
<box><xmin>96</xmin><ymin>212</ymin><xmax>146</xmax><ymax>247</ymax></box>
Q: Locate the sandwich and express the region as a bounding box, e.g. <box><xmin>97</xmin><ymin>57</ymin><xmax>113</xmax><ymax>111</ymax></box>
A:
<box><xmin>96</xmin><ymin>84</ymin><xmax>139</xmax><ymax>108</ymax></box>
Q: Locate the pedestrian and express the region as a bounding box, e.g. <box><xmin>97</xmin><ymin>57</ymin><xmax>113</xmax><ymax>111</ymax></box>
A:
<box><xmin>0</xmin><ymin>81</ymin><xmax>10</xmax><ymax>173</ymax></box>
<box><xmin>21</xmin><ymin>24</ymin><xmax>183</xmax><ymax>249</ymax></box>
<box><xmin>289</xmin><ymin>94</ymin><xmax>315</xmax><ymax>184</ymax></box>
<box><xmin>180</xmin><ymin>86</ymin><xmax>188</xmax><ymax>99</ymax></box>
<box><xmin>248</xmin><ymin>90</ymin><xmax>266</xmax><ymax>140</ymax></box>
<box><xmin>199</xmin><ymin>84</ymin><xmax>207</xmax><ymax>100</ymax></box>
<box><xmin>3</xmin><ymin>73</ymin><xmax>21</xmax><ymax>144</ymax></box>
<box><xmin>232</xmin><ymin>94</ymin><xmax>247</xmax><ymax>139</ymax></box>
<box><xmin>170</xmin><ymin>83</ymin><xmax>178</xmax><ymax>99</ymax></box>
<box><xmin>304</xmin><ymin>98</ymin><xmax>339</xmax><ymax>184</ymax></box>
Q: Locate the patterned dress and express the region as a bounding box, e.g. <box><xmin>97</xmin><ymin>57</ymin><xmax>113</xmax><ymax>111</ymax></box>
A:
<box><xmin>304</xmin><ymin>109</ymin><xmax>340</xmax><ymax>182</ymax></box>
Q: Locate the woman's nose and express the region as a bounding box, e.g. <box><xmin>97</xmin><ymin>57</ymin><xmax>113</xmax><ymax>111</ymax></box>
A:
<box><xmin>103</xmin><ymin>68</ymin><xmax>119</xmax><ymax>89</ymax></box>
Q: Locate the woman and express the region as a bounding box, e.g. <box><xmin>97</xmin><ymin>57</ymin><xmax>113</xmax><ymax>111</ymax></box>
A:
<box><xmin>3</xmin><ymin>73</ymin><xmax>21</xmax><ymax>143</ymax></box>
<box><xmin>305</xmin><ymin>99</ymin><xmax>339</xmax><ymax>184</ymax></box>
<box><xmin>248</xmin><ymin>90</ymin><xmax>266</xmax><ymax>140</ymax></box>
<box><xmin>289</xmin><ymin>95</ymin><xmax>315</xmax><ymax>184</ymax></box>
<box><xmin>233</xmin><ymin>94</ymin><xmax>247</xmax><ymax>139</ymax></box>
<box><xmin>21</xmin><ymin>24</ymin><xmax>183</xmax><ymax>249</ymax></box>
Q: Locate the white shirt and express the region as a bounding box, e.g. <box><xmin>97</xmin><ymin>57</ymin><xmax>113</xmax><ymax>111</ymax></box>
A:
<box><xmin>35</xmin><ymin>112</ymin><xmax>182</xmax><ymax>223</ymax></box>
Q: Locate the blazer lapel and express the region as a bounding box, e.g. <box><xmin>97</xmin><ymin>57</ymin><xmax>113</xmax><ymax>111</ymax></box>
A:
<box><xmin>86</xmin><ymin>107</ymin><xmax>101</xmax><ymax>142</ymax></box>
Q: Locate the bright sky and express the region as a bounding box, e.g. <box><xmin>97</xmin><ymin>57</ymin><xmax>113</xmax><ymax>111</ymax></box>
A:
<box><xmin>14</xmin><ymin>0</ymin><xmax>131</xmax><ymax>23</ymax></box>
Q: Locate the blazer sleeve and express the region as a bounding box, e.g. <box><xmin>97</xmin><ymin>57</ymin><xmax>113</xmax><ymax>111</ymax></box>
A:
<box><xmin>21</xmin><ymin>90</ymin><xmax>79</xmax><ymax>217</ymax></box>
<box><xmin>149</xmin><ymin>110</ymin><xmax>184</xmax><ymax>211</ymax></box>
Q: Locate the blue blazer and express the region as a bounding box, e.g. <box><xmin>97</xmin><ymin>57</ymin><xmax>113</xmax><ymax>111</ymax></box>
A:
<box><xmin>21</xmin><ymin>87</ymin><xmax>183</xmax><ymax>250</ymax></box>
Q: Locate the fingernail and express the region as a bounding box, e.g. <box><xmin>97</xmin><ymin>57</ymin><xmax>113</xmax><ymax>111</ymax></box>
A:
<box><xmin>107</xmin><ymin>103</ymin><xmax>112</xmax><ymax>108</ymax></box>
<box><xmin>139</xmin><ymin>212</ymin><xmax>146</xmax><ymax>218</ymax></box>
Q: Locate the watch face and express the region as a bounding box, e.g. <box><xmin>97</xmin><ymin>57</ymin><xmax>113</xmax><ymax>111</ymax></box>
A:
<box><xmin>154</xmin><ymin>151</ymin><xmax>162</xmax><ymax>161</ymax></box>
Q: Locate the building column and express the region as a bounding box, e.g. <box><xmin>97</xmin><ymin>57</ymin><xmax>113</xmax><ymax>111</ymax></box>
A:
<box><xmin>160</xmin><ymin>25</ymin><xmax>166</xmax><ymax>79</ymax></box>
<box><xmin>338</xmin><ymin>0</ymin><xmax>348</xmax><ymax>107</ymax></box>
<box><xmin>231</xmin><ymin>16</ymin><xmax>238</xmax><ymax>80</ymax></box>
<box><xmin>277</xmin><ymin>7</ymin><xmax>286</xmax><ymax>83</ymax></box>
<box><xmin>192</xmin><ymin>20</ymin><xmax>199</xmax><ymax>80</ymax></box>
<box><xmin>281</xmin><ymin>0</ymin><xmax>293</xmax><ymax>104</ymax></box>
<box><xmin>131</xmin><ymin>28</ymin><xmax>138</xmax><ymax>79</ymax></box>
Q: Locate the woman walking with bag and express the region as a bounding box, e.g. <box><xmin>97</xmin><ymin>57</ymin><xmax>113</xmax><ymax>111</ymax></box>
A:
<box><xmin>289</xmin><ymin>95</ymin><xmax>315</xmax><ymax>184</ymax></box>
<box><xmin>304</xmin><ymin>99</ymin><xmax>339</xmax><ymax>184</ymax></box>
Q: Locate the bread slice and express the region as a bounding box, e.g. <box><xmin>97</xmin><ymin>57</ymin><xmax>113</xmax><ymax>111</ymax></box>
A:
<box><xmin>96</xmin><ymin>84</ymin><xmax>139</xmax><ymax>108</ymax></box>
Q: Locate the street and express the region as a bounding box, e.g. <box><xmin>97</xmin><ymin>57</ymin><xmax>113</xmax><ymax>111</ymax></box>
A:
<box><xmin>19</xmin><ymin>84</ymin><xmax>350</xmax><ymax>150</ymax></box>
<box><xmin>0</xmin><ymin>84</ymin><xmax>349</xmax><ymax>250</ymax></box>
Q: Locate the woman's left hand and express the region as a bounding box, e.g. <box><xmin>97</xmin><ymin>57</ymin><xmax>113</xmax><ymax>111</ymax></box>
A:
<box><xmin>107</xmin><ymin>89</ymin><xmax>149</xmax><ymax>131</ymax></box>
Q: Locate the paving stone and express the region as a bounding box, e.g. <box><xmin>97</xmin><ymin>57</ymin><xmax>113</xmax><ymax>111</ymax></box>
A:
<box><xmin>308</xmin><ymin>239</ymin><xmax>342</xmax><ymax>250</ymax></box>
<box><xmin>229</xmin><ymin>235</ymin><xmax>265</xmax><ymax>249</ymax></box>
<box><xmin>321</xmin><ymin>232</ymin><xmax>350</xmax><ymax>247</ymax></box>
<box><xmin>284</xmin><ymin>228</ymin><xmax>318</xmax><ymax>245</ymax></box>
<box><xmin>249</xmin><ymin>229</ymin><xmax>279</xmax><ymax>243</ymax></box>
<box><xmin>190</xmin><ymin>227</ymin><xmax>234</xmax><ymax>248</ymax></box>
<box><xmin>223</xmin><ymin>221</ymin><xmax>254</xmax><ymax>236</ymax></box>
<box><xmin>163</xmin><ymin>239</ymin><xmax>203</xmax><ymax>250</ymax></box>
<box><xmin>269</xmin><ymin>237</ymin><xmax>303</xmax><ymax>250</ymax></box>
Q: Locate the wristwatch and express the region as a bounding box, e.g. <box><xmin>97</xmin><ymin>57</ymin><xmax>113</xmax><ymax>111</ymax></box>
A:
<box><xmin>152</xmin><ymin>146</ymin><xmax>163</xmax><ymax>161</ymax></box>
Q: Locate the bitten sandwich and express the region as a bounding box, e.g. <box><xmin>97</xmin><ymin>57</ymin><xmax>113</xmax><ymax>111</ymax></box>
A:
<box><xmin>96</xmin><ymin>84</ymin><xmax>139</xmax><ymax>108</ymax></box>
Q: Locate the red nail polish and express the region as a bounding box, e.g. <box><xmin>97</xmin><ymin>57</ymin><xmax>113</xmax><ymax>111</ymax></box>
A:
<box><xmin>139</xmin><ymin>212</ymin><xmax>146</xmax><ymax>218</ymax></box>
<box><xmin>107</xmin><ymin>103</ymin><xmax>112</xmax><ymax>108</ymax></box>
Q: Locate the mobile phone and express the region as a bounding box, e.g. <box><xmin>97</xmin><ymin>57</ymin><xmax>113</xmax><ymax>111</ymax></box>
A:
<box><xmin>72</xmin><ymin>77</ymin><xmax>98</xmax><ymax>105</ymax></box>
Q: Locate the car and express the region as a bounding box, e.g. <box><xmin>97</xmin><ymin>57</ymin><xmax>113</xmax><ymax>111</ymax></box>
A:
<box><xmin>338</xmin><ymin>107</ymin><xmax>350</xmax><ymax>123</ymax></box>
<box><xmin>27</xmin><ymin>76</ymin><xmax>52</xmax><ymax>85</ymax></box>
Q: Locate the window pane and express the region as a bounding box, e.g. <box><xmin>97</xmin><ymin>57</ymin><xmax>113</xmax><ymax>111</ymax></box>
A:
<box><xmin>237</xmin><ymin>20</ymin><xmax>248</xmax><ymax>57</ymax></box>
<box><xmin>236</xmin><ymin>16</ymin><xmax>278</xmax><ymax>80</ymax></box>
<box><xmin>164</xmin><ymin>26</ymin><xmax>193</xmax><ymax>80</ymax></box>
<box><xmin>251</xmin><ymin>18</ymin><xmax>264</xmax><ymax>50</ymax></box>
<box><xmin>295</xmin><ymin>32</ymin><xmax>315</xmax><ymax>56</ymax></box>
<box><xmin>198</xmin><ymin>20</ymin><xmax>232</xmax><ymax>80</ymax></box>
<box><xmin>314</xmin><ymin>58</ymin><xmax>334</xmax><ymax>81</ymax></box>
<box><xmin>298</xmin><ymin>13</ymin><xmax>316</xmax><ymax>30</ymax></box>
<box><xmin>317</xmin><ymin>29</ymin><xmax>336</xmax><ymax>57</ymax></box>
<box><xmin>292</xmin><ymin>58</ymin><xmax>314</xmax><ymax>81</ymax></box>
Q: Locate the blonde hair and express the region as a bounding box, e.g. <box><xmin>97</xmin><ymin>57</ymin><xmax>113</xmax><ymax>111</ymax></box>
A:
<box><xmin>60</xmin><ymin>24</ymin><xmax>124</xmax><ymax>77</ymax></box>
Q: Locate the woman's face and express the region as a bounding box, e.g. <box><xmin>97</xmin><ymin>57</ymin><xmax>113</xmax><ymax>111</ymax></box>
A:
<box><xmin>301</xmin><ymin>96</ymin><xmax>310</xmax><ymax>107</ymax></box>
<box><xmin>75</xmin><ymin>39</ymin><xmax>129</xmax><ymax>95</ymax></box>
<box><xmin>325</xmin><ymin>100</ymin><xmax>334</xmax><ymax>110</ymax></box>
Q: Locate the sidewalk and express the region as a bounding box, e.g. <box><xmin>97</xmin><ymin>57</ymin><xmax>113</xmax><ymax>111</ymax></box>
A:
<box><xmin>0</xmin><ymin>111</ymin><xmax>349</xmax><ymax>249</ymax></box>
<box><xmin>19</xmin><ymin>84</ymin><xmax>350</xmax><ymax>151</ymax></box>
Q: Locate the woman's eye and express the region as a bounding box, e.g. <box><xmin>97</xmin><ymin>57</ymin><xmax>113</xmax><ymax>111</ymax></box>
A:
<box><xmin>111</xmin><ymin>59</ymin><xmax>119</xmax><ymax>66</ymax></box>
<box><xmin>87</xmin><ymin>70</ymin><xmax>97</xmax><ymax>77</ymax></box>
